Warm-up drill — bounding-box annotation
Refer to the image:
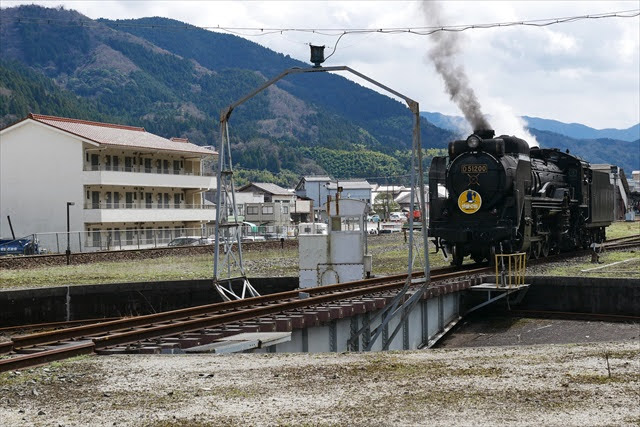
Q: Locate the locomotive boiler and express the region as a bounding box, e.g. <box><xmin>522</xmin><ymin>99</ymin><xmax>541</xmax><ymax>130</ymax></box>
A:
<box><xmin>428</xmin><ymin>129</ymin><xmax>614</xmax><ymax>266</ymax></box>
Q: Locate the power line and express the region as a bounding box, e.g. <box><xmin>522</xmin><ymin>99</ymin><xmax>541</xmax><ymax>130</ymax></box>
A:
<box><xmin>4</xmin><ymin>9</ymin><xmax>638</xmax><ymax>37</ymax></box>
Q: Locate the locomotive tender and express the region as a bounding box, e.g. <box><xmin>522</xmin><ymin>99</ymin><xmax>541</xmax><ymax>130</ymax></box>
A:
<box><xmin>428</xmin><ymin>129</ymin><xmax>614</xmax><ymax>266</ymax></box>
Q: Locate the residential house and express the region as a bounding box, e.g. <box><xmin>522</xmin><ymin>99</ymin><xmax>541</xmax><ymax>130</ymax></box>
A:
<box><xmin>238</xmin><ymin>182</ymin><xmax>295</xmax><ymax>230</ymax></box>
<box><xmin>394</xmin><ymin>188</ymin><xmax>430</xmax><ymax>220</ymax></box>
<box><xmin>294</xmin><ymin>175</ymin><xmax>332</xmax><ymax>217</ymax></box>
<box><xmin>295</xmin><ymin>176</ymin><xmax>372</xmax><ymax>219</ymax></box>
<box><xmin>326</xmin><ymin>180</ymin><xmax>372</xmax><ymax>205</ymax></box>
<box><xmin>0</xmin><ymin>114</ymin><xmax>217</xmax><ymax>250</ymax></box>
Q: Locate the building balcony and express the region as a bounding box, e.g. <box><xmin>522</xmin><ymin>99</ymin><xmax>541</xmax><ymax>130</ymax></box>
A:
<box><xmin>82</xmin><ymin>203</ymin><xmax>216</xmax><ymax>224</ymax></box>
<box><xmin>83</xmin><ymin>166</ymin><xmax>215</xmax><ymax>189</ymax></box>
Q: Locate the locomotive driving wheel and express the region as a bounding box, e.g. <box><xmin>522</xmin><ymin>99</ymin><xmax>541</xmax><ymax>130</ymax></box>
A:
<box><xmin>451</xmin><ymin>245</ymin><xmax>464</xmax><ymax>267</ymax></box>
<box><xmin>528</xmin><ymin>242</ymin><xmax>539</xmax><ymax>259</ymax></box>
<box><xmin>541</xmin><ymin>241</ymin><xmax>550</xmax><ymax>257</ymax></box>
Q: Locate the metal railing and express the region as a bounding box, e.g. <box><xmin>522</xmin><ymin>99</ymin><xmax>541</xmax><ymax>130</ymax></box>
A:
<box><xmin>13</xmin><ymin>225</ymin><xmax>301</xmax><ymax>255</ymax></box>
<box><xmin>83</xmin><ymin>202</ymin><xmax>215</xmax><ymax>210</ymax></box>
<box><xmin>83</xmin><ymin>165</ymin><xmax>213</xmax><ymax>177</ymax></box>
<box><xmin>494</xmin><ymin>252</ymin><xmax>527</xmax><ymax>288</ymax></box>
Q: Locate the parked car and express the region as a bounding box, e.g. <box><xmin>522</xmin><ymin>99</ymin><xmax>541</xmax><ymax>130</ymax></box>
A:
<box><xmin>264</xmin><ymin>233</ymin><xmax>287</xmax><ymax>241</ymax></box>
<box><xmin>389</xmin><ymin>213</ymin><xmax>406</xmax><ymax>222</ymax></box>
<box><xmin>367</xmin><ymin>214</ymin><xmax>381</xmax><ymax>222</ymax></box>
<box><xmin>242</xmin><ymin>236</ymin><xmax>266</xmax><ymax>242</ymax></box>
<box><xmin>168</xmin><ymin>237</ymin><xmax>212</xmax><ymax>247</ymax></box>
<box><xmin>0</xmin><ymin>237</ymin><xmax>40</xmax><ymax>255</ymax></box>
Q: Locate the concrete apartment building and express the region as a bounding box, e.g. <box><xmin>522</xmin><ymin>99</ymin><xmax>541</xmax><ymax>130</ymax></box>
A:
<box><xmin>0</xmin><ymin>114</ymin><xmax>216</xmax><ymax>249</ymax></box>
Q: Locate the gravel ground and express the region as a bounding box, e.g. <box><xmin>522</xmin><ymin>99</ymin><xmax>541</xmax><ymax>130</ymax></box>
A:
<box><xmin>1</xmin><ymin>339</ymin><xmax>638</xmax><ymax>427</ymax></box>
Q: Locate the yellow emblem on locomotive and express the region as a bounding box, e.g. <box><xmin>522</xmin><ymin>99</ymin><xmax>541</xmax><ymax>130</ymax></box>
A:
<box><xmin>458</xmin><ymin>189</ymin><xmax>482</xmax><ymax>214</ymax></box>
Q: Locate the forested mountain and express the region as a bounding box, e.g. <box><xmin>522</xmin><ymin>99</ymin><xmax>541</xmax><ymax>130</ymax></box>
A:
<box><xmin>0</xmin><ymin>5</ymin><xmax>453</xmax><ymax>186</ymax></box>
<box><xmin>528</xmin><ymin>129</ymin><xmax>640</xmax><ymax>174</ymax></box>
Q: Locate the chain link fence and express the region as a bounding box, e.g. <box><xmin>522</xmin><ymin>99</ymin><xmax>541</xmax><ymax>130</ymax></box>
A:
<box><xmin>2</xmin><ymin>225</ymin><xmax>301</xmax><ymax>255</ymax></box>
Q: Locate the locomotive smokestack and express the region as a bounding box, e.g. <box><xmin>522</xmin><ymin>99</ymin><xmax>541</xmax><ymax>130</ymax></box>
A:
<box><xmin>474</xmin><ymin>129</ymin><xmax>495</xmax><ymax>139</ymax></box>
<box><xmin>421</xmin><ymin>1</ymin><xmax>492</xmax><ymax>131</ymax></box>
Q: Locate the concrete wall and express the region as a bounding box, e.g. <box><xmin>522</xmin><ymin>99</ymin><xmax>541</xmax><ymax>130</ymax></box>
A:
<box><xmin>1</xmin><ymin>121</ymin><xmax>85</xmax><ymax>237</ymax></box>
<box><xmin>0</xmin><ymin>277</ymin><xmax>298</xmax><ymax>326</ymax></box>
<box><xmin>518</xmin><ymin>276</ymin><xmax>640</xmax><ymax>316</ymax></box>
<box><xmin>463</xmin><ymin>276</ymin><xmax>639</xmax><ymax>317</ymax></box>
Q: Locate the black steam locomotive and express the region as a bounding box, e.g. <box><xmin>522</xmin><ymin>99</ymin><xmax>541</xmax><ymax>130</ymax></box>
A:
<box><xmin>428</xmin><ymin>129</ymin><xmax>614</xmax><ymax>266</ymax></box>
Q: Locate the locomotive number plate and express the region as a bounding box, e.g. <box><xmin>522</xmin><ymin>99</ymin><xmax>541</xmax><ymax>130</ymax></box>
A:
<box><xmin>461</xmin><ymin>164</ymin><xmax>488</xmax><ymax>174</ymax></box>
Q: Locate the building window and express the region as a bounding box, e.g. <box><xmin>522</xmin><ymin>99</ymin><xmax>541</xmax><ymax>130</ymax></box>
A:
<box><xmin>282</xmin><ymin>206</ymin><xmax>289</xmax><ymax>214</ymax></box>
<box><xmin>126</xmin><ymin>192</ymin><xmax>135</xmax><ymax>208</ymax></box>
<box><xmin>126</xmin><ymin>228</ymin><xmax>134</xmax><ymax>245</ymax></box>
<box><xmin>262</xmin><ymin>206</ymin><xmax>274</xmax><ymax>215</ymax></box>
<box><xmin>247</xmin><ymin>206</ymin><xmax>259</xmax><ymax>215</ymax></box>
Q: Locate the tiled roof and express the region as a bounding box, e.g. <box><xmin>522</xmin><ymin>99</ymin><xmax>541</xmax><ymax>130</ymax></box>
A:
<box><xmin>240</xmin><ymin>182</ymin><xmax>292</xmax><ymax>196</ymax></box>
<box><xmin>26</xmin><ymin>114</ymin><xmax>216</xmax><ymax>156</ymax></box>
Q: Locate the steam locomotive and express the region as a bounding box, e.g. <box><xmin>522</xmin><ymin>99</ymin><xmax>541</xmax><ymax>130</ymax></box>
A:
<box><xmin>428</xmin><ymin>129</ymin><xmax>614</xmax><ymax>266</ymax></box>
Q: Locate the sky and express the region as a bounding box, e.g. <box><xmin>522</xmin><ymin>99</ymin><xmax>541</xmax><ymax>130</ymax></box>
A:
<box><xmin>2</xmin><ymin>0</ymin><xmax>640</xmax><ymax>131</ymax></box>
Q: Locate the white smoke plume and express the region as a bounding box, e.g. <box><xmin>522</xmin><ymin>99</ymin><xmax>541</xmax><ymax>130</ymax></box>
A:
<box><xmin>421</xmin><ymin>1</ymin><xmax>491</xmax><ymax>131</ymax></box>
<box><xmin>484</xmin><ymin>98</ymin><xmax>540</xmax><ymax>147</ymax></box>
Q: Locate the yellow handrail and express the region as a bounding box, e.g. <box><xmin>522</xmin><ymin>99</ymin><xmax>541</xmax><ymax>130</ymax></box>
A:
<box><xmin>494</xmin><ymin>252</ymin><xmax>527</xmax><ymax>288</ymax></box>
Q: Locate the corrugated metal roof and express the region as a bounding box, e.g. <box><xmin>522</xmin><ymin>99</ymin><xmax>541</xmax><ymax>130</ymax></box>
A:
<box><xmin>327</xmin><ymin>180</ymin><xmax>371</xmax><ymax>190</ymax></box>
<box><xmin>304</xmin><ymin>175</ymin><xmax>332</xmax><ymax>182</ymax></box>
<box><xmin>27</xmin><ymin>114</ymin><xmax>216</xmax><ymax>156</ymax></box>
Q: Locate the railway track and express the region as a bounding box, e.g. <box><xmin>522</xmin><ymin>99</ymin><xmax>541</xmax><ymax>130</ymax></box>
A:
<box><xmin>0</xmin><ymin>265</ymin><xmax>487</xmax><ymax>372</ymax></box>
<box><xmin>2</xmin><ymin>234</ymin><xmax>637</xmax><ymax>372</ymax></box>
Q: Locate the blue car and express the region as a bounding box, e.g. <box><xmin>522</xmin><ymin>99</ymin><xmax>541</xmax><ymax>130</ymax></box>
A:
<box><xmin>0</xmin><ymin>237</ymin><xmax>40</xmax><ymax>255</ymax></box>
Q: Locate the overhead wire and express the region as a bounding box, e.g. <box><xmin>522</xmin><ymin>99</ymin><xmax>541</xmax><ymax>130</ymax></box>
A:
<box><xmin>3</xmin><ymin>9</ymin><xmax>638</xmax><ymax>37</ymax></box>
<box><xmin>4</xmin><ymin>8</ymin><xmax>637</xmax><ymax>59</ymax></box>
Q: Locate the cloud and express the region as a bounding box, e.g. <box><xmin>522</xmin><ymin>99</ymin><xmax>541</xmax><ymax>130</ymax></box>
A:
<box><xmin>0</xmin><ymin>0</ymin><xmax>638</xmax><ymax>128</ymax></box>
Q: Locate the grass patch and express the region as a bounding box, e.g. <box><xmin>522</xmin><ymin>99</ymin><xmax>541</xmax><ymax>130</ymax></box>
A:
<box><xmin>540</xmin><ymin>250</ymin><xmax>640</xmax><ymax>278</ymax></box>
<box><xmin>606</xmin><ymin>222</ymin><xmax>640</xmax><ymax>240</ymax></box>
<box><xmin>566</xmin><ymin>372</ymin><xmax>637</xmax><ymax>385</ymax></box>
<box><xmin>1</xmin><ymin>224</ymin><xmax>637</xmax><ymax>288</ymax></box>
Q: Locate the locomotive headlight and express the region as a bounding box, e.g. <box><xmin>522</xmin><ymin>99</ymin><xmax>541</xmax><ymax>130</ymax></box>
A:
<box><xmin>467</xmin><ymin>135</ymin><xmax>481</xmax><ymax>149</ymax></box>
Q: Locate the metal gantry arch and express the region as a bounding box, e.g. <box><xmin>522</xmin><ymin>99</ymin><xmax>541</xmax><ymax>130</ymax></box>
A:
<box><xmin>213</xmin><ymin>64</ymin><xmax>431</xmax><ymax>313</ymax></box>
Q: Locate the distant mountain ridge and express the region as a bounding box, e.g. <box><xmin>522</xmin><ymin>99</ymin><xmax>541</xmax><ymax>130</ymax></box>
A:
<box><xmin>522</xmin><ymin>116</ymin><xmax>639</xmax><ymax>142</ymax></box>
<box><xmin>1</xmin><ymin>5</ymin><xmax>636</xmax><ymax>184</ymax></box>
<box><xmin>421</xmin><ymin>111</ymin><xmax>639</xmax><ymax>142</ymax></box>
<box><xmin>420</xmin><ymin>112</ymin><xmax>640</xmax><ymax>173</ymax></box>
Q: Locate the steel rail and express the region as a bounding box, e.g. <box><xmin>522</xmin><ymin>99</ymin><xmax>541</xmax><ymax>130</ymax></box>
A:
<box><xmin>0</xmin><ymin>268</ymin><xmax>484</xmax><ymax>372</ymax></box>
<box><xmin>0</xmin><ymin>317</ymin><xmax>120</xmax><ymax>334</ymax></box>
<box><xmin>4</xmin><ymin>265</ymin><xmax>482</xmax><ymax>352</ymax></box>
<box><xmin>2</xmin><ymin>237</ymin><xmax>636</xmax><ymax>372</ymax></box>
<box><xmin>0</xmin><ymin>342</ymin><xmax>95</xmax><ymax>372</ymax></box>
